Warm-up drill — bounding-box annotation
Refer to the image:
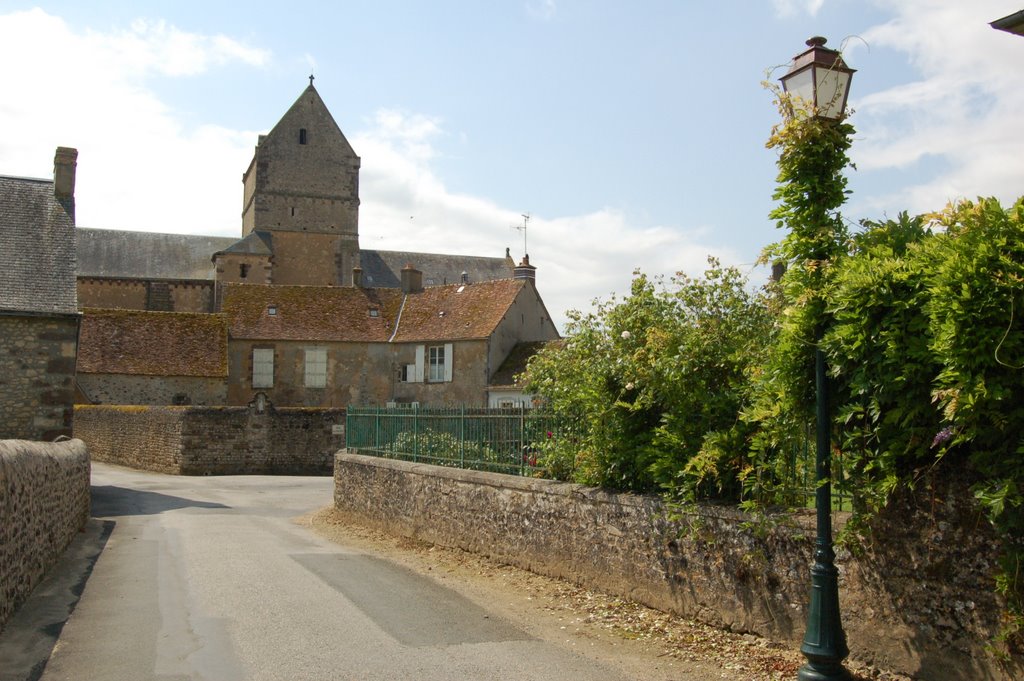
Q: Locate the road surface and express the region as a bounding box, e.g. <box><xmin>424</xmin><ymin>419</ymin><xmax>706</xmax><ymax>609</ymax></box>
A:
<box><xmin>1</xmin><ymin>463</ymin><xmax>683</xmax><ymax>681</ymax></box>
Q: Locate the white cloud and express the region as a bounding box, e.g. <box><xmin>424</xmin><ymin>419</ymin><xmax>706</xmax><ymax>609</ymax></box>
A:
<box><xmin>0</xmin><ymin>8</ymin><xmax>735</xmax><ymax>331</ymax></box>
<box><xmin>526</xmin><ymin>0</ymin><xmax>557</xmax><ymax>21</ymax></box>
<box><xmin>850</xmin><ymin>0</ymin><xmax>1024</xmax><ymax>215</ymax></box>
<box><xmin>0</xmin><ymin>9</ymin><xmax>264</xmax><ymax>235</ymax></box>
<box><xmin>772</xmin><ymin>0</ymin><xmax>825</xmax><ymax>17</ymax></box>
<box><xmin>353</xmin><ymin>111</ymin><xmax>739</xmax><ymax>330</ymax></box>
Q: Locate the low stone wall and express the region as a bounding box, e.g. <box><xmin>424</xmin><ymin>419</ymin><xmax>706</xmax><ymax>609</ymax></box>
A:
<box><xmin>334</xmin><ymin>452</ymin><xmax>1021</xmax><ymax>681</ymax></box>
<box><xmin>76</xmin><ymin>404</ymin><xmax>343</xmax><ymax>475</ymax></box>
<box><xmin>0</xmin><ymin>439</ymin><xmax>90</xmax><ymax>633</ymax></box>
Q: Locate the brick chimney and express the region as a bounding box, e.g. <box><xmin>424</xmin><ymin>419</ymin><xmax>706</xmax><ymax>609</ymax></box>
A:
<box><xmin>513</xmin><ymin>254</ymin><xmax>536</xmax><ymax>284</ymax></box>
<box><xmin>400</xmin><ymin>263</ymin><xmax>423</xmax><ymax>293</ymax></box>
<box><xmin>53</xmin><ymin>147</ymin><xmax>78</xmax><ymax>220</ymax></box>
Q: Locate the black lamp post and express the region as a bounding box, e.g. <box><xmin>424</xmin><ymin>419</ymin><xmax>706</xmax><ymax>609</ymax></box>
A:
<box><xmin>779</xmin><ymin>36</ymin><xmax>855</xmax><ymax>681</ymax></box>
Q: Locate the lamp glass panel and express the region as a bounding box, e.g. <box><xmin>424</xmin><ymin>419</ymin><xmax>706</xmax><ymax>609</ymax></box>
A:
<box><xmin>783</xmin><ymin>68</ymin><xmax>815</xmax><ymax>112</ymax></box>
<box><xmin>815</xmin><ymin>68</ymin><xmax>850</xmax><ymax>119</ymax></box>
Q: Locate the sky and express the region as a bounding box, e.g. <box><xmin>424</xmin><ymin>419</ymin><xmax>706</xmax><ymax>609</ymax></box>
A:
<box><xmin>2</xmin><ymin>1</ymin><xmax>1023</xmax><ymax>331</ymax></box>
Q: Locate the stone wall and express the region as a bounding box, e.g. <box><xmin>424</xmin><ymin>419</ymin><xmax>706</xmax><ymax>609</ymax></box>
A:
<box><xmin>0</xmin><ymin>439</ymin><xmax>90</xmax><ymax>633</ymax></box>
<box><xmin>334</xmin><ymin>452</ymin><xmax>1021</xmax><ymax>681</ymax></box>
<box><xmin>0</xmin><ymin>314</ymin><xmax>79</xmax><ymax>440</ymax></box>
<box><xmin>226</xmin><ymin>339</ymin><xmax>494</xmax><ymax>408</ymax></box>
<box><xmin>77</xmin><ymin>374</ymin><xmax>227</xmax><ymax>406</ymax></box>
<box><xmin>78</xmin><ymin>278</ymin><xmax>216</xmax><ymax>313</ymax></box>
<box><xmin>76</xmin><ymin>404</ymin><xmax>343</xmax><ymax>475</ymax></box>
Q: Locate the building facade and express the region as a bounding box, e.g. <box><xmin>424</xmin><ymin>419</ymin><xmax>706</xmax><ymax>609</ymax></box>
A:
<box><xmin>0</xmin><ymin>148</ymin><xmax>81</xmax><ymax>440</ymax></box>
<box><xmin>74</xmin><ymin>83</ymin><xmax>559</xmax><ymax>408</ymax></box>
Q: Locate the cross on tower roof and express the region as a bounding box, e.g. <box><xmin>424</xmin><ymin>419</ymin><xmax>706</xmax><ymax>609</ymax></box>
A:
<box><xmin>309</xmin><ymin>73</ymin><xmax>315</xmax><ymax>86</ymax></box>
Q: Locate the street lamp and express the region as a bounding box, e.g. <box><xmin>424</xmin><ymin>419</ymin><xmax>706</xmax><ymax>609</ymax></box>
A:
<box><xmin>779</xmin><ymin>36</ymin><xmax>855</xmax><ymax>681</ymax></box>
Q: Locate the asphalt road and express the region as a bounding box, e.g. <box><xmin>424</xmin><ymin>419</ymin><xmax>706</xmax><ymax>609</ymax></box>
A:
<box><xmin>0</xmin><ymin>463</ymin><xmax>644</xmax><ymax>681</ymax></box>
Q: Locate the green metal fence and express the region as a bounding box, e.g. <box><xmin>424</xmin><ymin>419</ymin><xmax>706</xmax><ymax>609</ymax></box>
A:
<box><xmin>345</xmin><ymin>406</ymin><xmax>567</xmax><ymax>476</ymax></box>
<box><xmin>773</xmin><ymin>423</ymin><xmax>853</xmax><ymax>512</ymax></box>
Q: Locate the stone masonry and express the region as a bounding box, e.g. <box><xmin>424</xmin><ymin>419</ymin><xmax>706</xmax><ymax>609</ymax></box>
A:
<box><xmin>76</xmin><ymin>404</ymin><xmax>344</xmax><ymax>475</ymax></box>
<box><xmin>0</xmin><ymin>439</ymin><xmax>90</xmax><ymax>633</ymax></box>
<box><xmin>334</xmin><ymin>452</ymin><xmax>1021</xmax><ymax>681</ymax></box>
<box><xmin>0</xmin><ymin>315</ymin><xmax>79</xmax><ymax>440</ymax></box>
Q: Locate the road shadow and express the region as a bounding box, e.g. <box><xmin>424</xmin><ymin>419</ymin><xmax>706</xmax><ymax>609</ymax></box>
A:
<box><xmin>91</xmin><ymin>485</ymin><xmax>230</xmax><ymax>517</ymax></box>
<box><xmin>0</xmin><ymin>519</ymin><xmax>114</xmax><ymax>681</ymax></box>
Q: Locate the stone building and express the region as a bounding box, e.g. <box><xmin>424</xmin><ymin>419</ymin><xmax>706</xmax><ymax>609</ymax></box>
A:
<box><xmin>0</xmin><ymin>148</ymin><xmax>81</xmax><ymax>440</ymax></box>
<box><xmin>75</xmin><ymin>83</ymin><xmax>559</xmax><ymax>408</ymax></box>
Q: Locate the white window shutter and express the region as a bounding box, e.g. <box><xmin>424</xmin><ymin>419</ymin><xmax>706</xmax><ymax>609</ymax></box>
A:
<box><xmin>252</xmin><ymin>348</ymin><xmax>274</xmax><ymax>388</ymax></box>
<box><xmin>304</xmin><ymin>348</ymin><xmax>327</xmax><ymax>388</ymax></box>
<box><xmin>414</xmin><ymin>345</ymin><xmax>425</xmax><ymax>383</ymax></box>
<box><xmin>444</xmin><ymin>343</ymin><xmax>453</xmax><ymax>382</ymax></box>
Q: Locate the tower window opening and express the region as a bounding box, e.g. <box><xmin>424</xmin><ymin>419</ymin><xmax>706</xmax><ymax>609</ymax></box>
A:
<box><xmin>291</xmin><ymin>206</ymin><xmax>296</xmax><ymax>217</ymax></box>
<box><xmin>299</xmin><ymin>128</ymin><xmax>307</xmax><ymax>144</ymax></box>
<box><xmin>240</xmin><ymin>264</ymin><xmax>250</xmax><ymax>279</ymax></box>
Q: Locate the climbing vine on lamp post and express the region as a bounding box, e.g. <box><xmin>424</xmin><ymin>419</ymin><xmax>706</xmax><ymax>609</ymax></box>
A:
<box><xmin>768</xmin><ymin>36</ymin><xmax>857</xmax><ymax>681</ymax></box>
<box><xmin>766</xmin><ymin>94</ymin><xmax>855</xmax><ymax>396</ymax></box>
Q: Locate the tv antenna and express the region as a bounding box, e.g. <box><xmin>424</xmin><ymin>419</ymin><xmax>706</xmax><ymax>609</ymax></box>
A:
<box><xmin>510</xmin><ymin>213</ymin><xmax>530</xmax><ymax>257</ymax></box>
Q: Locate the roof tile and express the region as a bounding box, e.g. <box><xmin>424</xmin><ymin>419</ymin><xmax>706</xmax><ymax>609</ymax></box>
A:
<box><xmin>78</xmin><ymin>309</ymin><xmax>228</xmax><ymax>377</ymax></box>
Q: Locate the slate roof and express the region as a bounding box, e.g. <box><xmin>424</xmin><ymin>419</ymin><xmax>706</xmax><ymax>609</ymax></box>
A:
<box><xmin>76</xmin><ymin>227</ymin><xmax>514</xmax><ymax>289</ymax></box>
<box><xmin>488</xmin><ymin>341</ymin><xmax>556</xmax><ymax>388</ymax></box>
<box><xmin>359</xmin><ymin>249</ymin><xmax>513</xmax><ymax>288</ymax></box>
<box><xmin>77</xmin><ymin>228</ymin><xmax>236</xmax><ymax>279</ymax></box>
<box><xmin>0</xmin><ymin>175</ymin><xmax>78</xmax><ymax>314</ymax></box>
<box><xmin>223</xmin><ymin>283</ymin><xmax>404</xmax><ymax>342</ymax></box>
<box><xmin>214</xmin><ymin>231</ymin><xmax>273</xmax><ymax>256</ymax></box>
<box><xmin>78</xmin><ymin>309</ymin><xmax>228</xmax><ymax>377</ymax></box>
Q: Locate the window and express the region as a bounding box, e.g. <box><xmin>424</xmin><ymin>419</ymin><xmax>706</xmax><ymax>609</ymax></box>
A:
<box><xmin>299</xmin><ymin>128</ymin><xmax>307</xmax><ymax>145</ymax></box>
<box><xmin>428</xmin><ymin>346</ymin><xmax>444</xmax><ymax>382</ymax></box>
<box><xmin>239</xmin><ymin>263</ymin><xmax>250</xmax><ymax>279</ymax></box>
<box><xmin>304</xmin><ymin>347</ymin><xmax>327</xmax><ymax>388</ymax></box>
<box><xmin>427</xmin><ymin>344</ymin><xmax>453</xmax><ymax>382</ymax></box>
<box><xmin>398</xmin><ymin>364</ymin><xmax>415</xmax><ymax>382</ymax></box>
<box><xmin>252</xmin><ymin>348</ymin><xmax>274</xmax><ymax>388</ymax></box>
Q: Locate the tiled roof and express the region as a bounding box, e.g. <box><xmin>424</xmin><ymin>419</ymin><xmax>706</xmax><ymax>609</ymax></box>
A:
<box><xmin>78</xmin><ymin>309</ymin><xmax>228</xmax><ymax>377</ymax></box>
<box><xmin>391</xmin><ymin>279</ymin><xmax>527</xmax><ymax>342</ymax></box>
<box><xmin>223</xmin><ymin>278</ymin><xmax>529</xmax><ymax>343</ymax></box>
<box><xmin>359</xmin><ymin>249</ymin><xmax>514</xmax><ymax>288</ymax></box>
<box><xmin>0</xmin><ymin>175</ymin><xmax>77</xmax><ymax>314</ymax></box>
<box><xmin>223</xmin><ymin>283</ymin><xmax>403</xmax><ymax>342</ymax></box>
<box><xmin>488</xmin><ymin>341</ymin><xmax>556</xmax><ymax>388</ymax></box>
<box><xmin>77</xmin><ymin>228</ymin><xmax>236</xmax><ymax>279</ymax></box>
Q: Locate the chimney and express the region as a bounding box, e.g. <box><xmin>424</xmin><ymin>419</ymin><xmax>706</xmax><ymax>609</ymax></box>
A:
<box><xmin>53</xmin><ymin>147</ymin><xmax>78</xmax><ymax>219</ymax></box>
<box><xmin>513</xmin><ymin>254</ymin><xmax>537</xmax><ymax>284</ymax></box>
<box><xmin>352</xmin><ymin>265</ymin><xmax>363</xmax><ymax>288</ymax></box>
<box><xmin>400</xmin><ymin>263</ymin><xmax>423</xmax><ymax>293</ymax></box>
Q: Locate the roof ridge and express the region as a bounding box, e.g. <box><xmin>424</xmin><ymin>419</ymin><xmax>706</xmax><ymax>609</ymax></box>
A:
<box><xmin>0</xmin><ymin>174</ymin><xmax>52</xmax><ymax>184</ymax></box>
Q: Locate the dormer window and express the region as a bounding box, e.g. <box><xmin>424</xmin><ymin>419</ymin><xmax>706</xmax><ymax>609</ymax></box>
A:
<box><xmin>299</xmin><ymin>128</ymin><xmax>307</xmax><ymax>145</ymax></box>
<box><xmin>267</xmin><ymin>305</ymin><xmax>277</xmax><ymax>316</ymax></box>
<box><xmin>369</xmin><ymin>308</ymin><xmax>380</xmax><ymax>318</ymax></box>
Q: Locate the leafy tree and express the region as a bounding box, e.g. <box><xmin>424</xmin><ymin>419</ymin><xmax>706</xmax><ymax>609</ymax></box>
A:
<box><xmin>524</xmin><ymin>259</ymin><xmax>775</xmax><ymax>495</ymax></box>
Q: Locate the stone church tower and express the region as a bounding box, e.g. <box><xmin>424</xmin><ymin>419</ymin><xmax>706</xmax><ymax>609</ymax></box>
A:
<box><xmin>216</xmin><ymin>80</ymin><xmax>361</xmax><ymax>286</ymax></box>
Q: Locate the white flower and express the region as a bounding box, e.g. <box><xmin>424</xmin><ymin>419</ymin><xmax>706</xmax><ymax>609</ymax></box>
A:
<box><xmin>625</xmin><ymin>382</ymin><xmax>635</xmax><ymax>391</ymax></box>
<box><xmin>620</xmin><ymin>331</ymin><xmax>631</xmax><ymax>340</ymax></box>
